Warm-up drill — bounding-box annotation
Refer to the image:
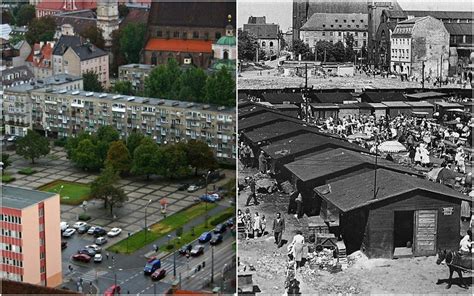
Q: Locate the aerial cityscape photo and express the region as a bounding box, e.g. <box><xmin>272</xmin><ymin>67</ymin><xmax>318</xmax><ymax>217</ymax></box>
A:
<box><xmin>237</xmin><ymin>0</ymin><xmax>472</xmax><ymax>294</ymax></box>
<box><xmin>1</xmin><ymin>0</ymin><xmax>236</xmax><ymax>295</ymax></box>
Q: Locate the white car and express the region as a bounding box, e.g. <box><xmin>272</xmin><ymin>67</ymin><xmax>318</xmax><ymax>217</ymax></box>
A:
<box><xmin>87</xmin><ymin>226</ymin><xmax>97</xmax><ymax>235</ymax></box>
<box><xmin>95</xmin><ymin>236</ymin><xmax>108</xmax><ymax>245</ymax></box>
<box><xmin>73</xmin><ymin>221</ymin><xmax>87</xmax><ymax>229</ymax></box>
<box><xmin>93</xmin><ymin>254</ymin><xmax>103</xmax><ymax>263</ymax></box>
<box><xmin>187</xmin><ymin>185</ymin><xmax>200</xmax><ymax>192</ymax></box>
<box><xmin>60</xmin><ymin>222</ymin><xmax>69</xmax><ymax>232</ymax></box>
<box><xmin>85</xmin><ymin>244</ymin><xmax>102</xmax><ymax>253</ymax></box>
<box><xmin>62</xmin><ymin>228</ymin><xmax>76</xmax><ymax>237</ymax></box>
<box><xmin>107</xmin><ymin>228</ymin><xmax>122</xmax><ymax>237</ymax></box>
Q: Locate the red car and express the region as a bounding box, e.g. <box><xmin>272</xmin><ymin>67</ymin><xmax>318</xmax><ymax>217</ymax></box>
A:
<box><xmin>72</xmin><ymin>253</ymin><xmax>91</xmax><ymax>263</ymax></box>
<box><xmin>104</xmin><ymin>285</ymin><xmax>121</xmax><ymax>296</ymax></box>
<box><xmin>151</xmin><ymin>268</ymin><xmax>166</xmax><ymax>281</ymax></box>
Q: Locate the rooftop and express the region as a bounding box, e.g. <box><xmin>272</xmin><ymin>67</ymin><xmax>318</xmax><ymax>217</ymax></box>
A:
<box><xmin>243</xmin><ymin>23</ymin><xmax>279</xmax><ymax>39</ymax></box>
<box><xmin>405</xmin><ymin>91</ymin><xmax>447</xmax><ymax>99</ymax></box>
<box><xmin>361</xmin><ymin>92</ymin><xmax>406</xmax><ymax>103</ymax></box>
<box><xmin>5</xmin><ymin>74</ymin><xmax>82</xmax><ymax>92</ymax></box>
<box><xmin>2</xmin><ymin>185</ymin><xmax>57</xmax><ymax>210</ymax></box>
<box><xmin>261</xmin><ymin>93</ymin><xmax>304</xmax><ymax>104</ymax></box>
<box><xmin>301</xmin><ymin>13</ymin><xmax>367</xmax><ymax>32</ymax></box>
<box><xmin>239</xmin><ymin>112</ymin><xmax>286</xmax><ymax>131</ymax></box>
<box><xmin>315</xmin><ymin>169</ymin><xmax>470</xmax><ymax>212</ymax></box>
<box><xmin>119</xmin><ymin>63</ymin><xmax>156</xmax><ymax>70</ymax></box>
<box><xmin>244</xmin><ymin>121</ymin><xmax>307</xmax><ymax>144</ymax></box>
<box><xmin>144</xmin><ymin>39</ymin><xmax>213</xmax><ymax>53</ymax></box>
<box><xmin>309</xmin><ymin>92</ymin><xmax>355</xmax><ymax>104</ymax></box>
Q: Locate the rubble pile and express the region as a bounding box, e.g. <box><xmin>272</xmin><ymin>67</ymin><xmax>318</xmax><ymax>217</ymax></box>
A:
<box><xmin>306</xmin><ymin>248</ymin><xmax>338</xmax><ymax>271</ymax></box>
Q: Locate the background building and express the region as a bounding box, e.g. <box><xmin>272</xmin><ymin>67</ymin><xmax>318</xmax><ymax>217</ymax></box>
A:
<box><xmin>211</xmin><ymin>19</ymin><xmax>236</xmax><ymax>72</ymax></box>
<box><xmin>118</xmin><ymin>63</ymin><xmax>155</xmax><ymax>93</ymax></box>
<box><xmin>35</xmin><ymin>0</ymin><xmax>96</xmax><ymax>18</ymax></box>
<box><xmin>390</xmin><ymin>16</ymin><xmax>449</xmax><ymax>79</ymax></box>
<box><xmin>243</xmin><ymin>16</ymin><xmax>280</xmax><ymax>58</ymax></box>
<box><xmin>1</xmin><ymin>66</ymin><xmax>34</xmax><ymax>90</ymax></box>
<box><xmin>1</xmin><ymin>186</ymin><xmax>62</xmax><ymax>287</ymax></box>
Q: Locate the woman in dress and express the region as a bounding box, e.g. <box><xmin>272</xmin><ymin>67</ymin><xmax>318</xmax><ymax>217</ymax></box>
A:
<box><xmin>289</xmin><ymin>230</ymin><xmax>305</xmax><ymax>269</ymax></box>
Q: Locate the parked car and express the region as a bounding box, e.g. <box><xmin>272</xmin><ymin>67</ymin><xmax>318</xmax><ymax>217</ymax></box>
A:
<box><xmin>6</xmin><ymin>135</ymin><xmax>19</xmax><ymax>142</ymax></box>
<box><xmin>85</xmin><ymin>244</ymin><xmax>102</xmax><ymax>253</ymax></box>
<box><xmin>177</xmin><ymin>184</ymin><xmax>189</xmax><ymax>191</ymax></box>
<box><xmin>210</xmin><ymin>234</ymin><xmax>223</xmax><ymax>245</ymax></box>
<box><xmin>87</xmin><ymin>226</ymin><xmax>97</xmax><ymax>235</ymax></box>
<box><xmin>72</xmin><ymin>253</ymin><xmax>91</xmax><ymax>263</ymax></box>
<box><xmin>93</xmin><ymin>227</ymin><xmax>107</xmax><ymax>237</ymax></box>
<box><xmin>62</xmin><ymin>228</ymin><xmax>76</xmax><ymax>237</ymax></box>
<box><xmin>151</xmin><ymin>268</ymin><xmax>166</xmax><ymax>281</ymax></box>
<box><xmin>78</xmin><ymin>248</ymin><xmax>96</xmax><ymax>257</ymax></box>
<box><xmin>94</xmin><ymin>254</ymin><xmax>103</xmax><ymax>263</ymax></box>
<box><xmin>61</xmin><ymin>241</ymin><xmax>68</xmax><ymax>250</ymax></box>
<box><xmin>198</xmin><ymin>231</ymin><xmax>212</xmax><ymax>243</ymax></box>
<box><xmin>144</xmin><ymin>258</ymin><xmax>161</xmax><ymax>275</ymax></box>
<box><xmin>226</xmin><ymin>218</ymin><xmax>234</xmax><ymax>227</ymax></box>
<box><xmin>200</xmin><ymin>193</ymin><xmax>220</xmax><ymax>203</ymax></box>
<box><xmin>190</xmin><ymin>245</ymin><xmax>204</xmax><ymax>256</ymax></box>
<box><xmin>95</xmin><ymin>236</ymin><xmax>108</xmax><ymax>245</ymax></box>
<box><xmin>107</xmin><ymin>228</ymin><xmax>122</xmax><ymax>237</ymax></box>
<box><xmin>60</xmin><ymin>222</ymin><xmax>69</xmax><ymax>232</ymax></box>
<box><xmin>209</xmin><ymin>170</ymin><xmax>226</xmax><ymax>183</ymax></box>
<box><xmin>104</xmin><ymin>285</ymin><xmax>121</xmax><ymax>296</ymax></box>
<box><xmin>178</xmin><ymin>244</ymin><xmax>192</xmax><ymax>256</ymax></box>
<box><xmin>73</xmin><ymin>221</ymin><xmax>87</xmax><ymax>229</ymax></box>
<box><xmin>77</xmin><ymin>224</ymin><xmax>91</xmax><ymax>234</ymax></box>
<box><xmin>214</xmin><ymin>223</ymin><xmax>227</xmax><ymax>234</ymax></box>
<box><xmin>187</xmin><ymin>184</ymin><xmax>200</xmax><ymax>192</ymax></box>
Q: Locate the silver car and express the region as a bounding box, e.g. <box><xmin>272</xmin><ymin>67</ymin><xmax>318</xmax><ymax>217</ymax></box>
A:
<box><xmin>95</xmin><ymin>236</ymin><xmax>108</xmax><ymax>245</ymax></box>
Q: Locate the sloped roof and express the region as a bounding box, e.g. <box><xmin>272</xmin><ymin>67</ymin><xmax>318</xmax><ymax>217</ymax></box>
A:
<box><xmin>1</xmin><ymin>279</ymin><xmax>79</xmax><ymax>295</ymax></box>
<box><xmin>361</xmin><ymin>92</ymin><xmax>406</xmax><ymax>103</ymax></box>
<box><xmin>53</xmin><ymin>35</ymin><xmax>83</xmax><ymax>56</ymax></box>
<box><xmin>405</xmin><ymin>91</ymin><xmax>447</xmax><ymax>99</ymax></box>
<box><xmin>307</xmin><ymin>0</ymin><xmax>369</xmax><ymax>14</ymax></box>
<box><xmin>243</xmin><ymin>23</ymin><xmax>279</xmax><ymax>39</ymax></box>
<box><xmin>37</xmin><ymin>0</ymin><xmax>96</xmax><ymax>11</ymax></box>
<box><xmin>147</xmin><ymin>1</ymin><xmax>236</xmax><ymax>28</ymax></box>
<box><xmin>120</xmin><ymin>8</ymin><xmax>150</xmax><ymax>28</ymax></box>
<box><xmin>443</xmin><ymin>23</ymin><xmax>473</xmax><ymax>36</ymax></box>
<box><xmin>53</xmin><ymin>35</ymin><xmax>106</xmax><ymax>60</ymax></box>
<box><xmin>31</xmin><ymin>42</ymin><xmax>54</xmax><ymax>68</ymax></box>
<box><xmin>261</xmin><ymin>93</ymin><xmax>303</xmax><ymax>104</ymax></box>
<box><xmin>239</xmin><ymin>112</ymin><xmax>285</xmax><ymax>131</ymax></box>
<box><xmin>244</xmin><ymin>121</ymin><xmax>306</xmax><ymax>144</ymax></box>
<box><xmin>310</xmin><ymin>92</ymin><xmax>355</xmax><ymax>104</ymax></box>
<box><xmin>285</xmin><ymin>148</ymin><xmax>420</xmax><ymax>183</ymax></box>
<box><xmin>316</xmin><ymin>168</ymin><xmax>470</xmax><ymax>212</ymax></box>
<box><xmin>404</xmin><ymin>10</ymin><xmax>473</xmax><ymax>20</ymax></box>
<box><xmin>52</xmin><ymin>13</ymin><xmax>97</xmax><ymax>36</ymax></box>
<box><xmin>301</xmin><ymin>13</ymin><xmax>367</xmax><ymax>32</ymax></box>
<box><xmin>144</xmin><ymin>39</ymin><xmax>213</xmax><ymax>53</ymax></box>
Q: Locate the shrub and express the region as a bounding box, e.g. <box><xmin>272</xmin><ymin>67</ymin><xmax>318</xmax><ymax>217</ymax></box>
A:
<box><xmin>166</xmin><ymin>244</ymin><xmax>174</xmax><ymax>250</ymax></box>
<box><xmin>175</xmin><ymin>226</ymin><xmax>183</xmax><ymax>237</ymax></box>
<box><xmin>18</xmin><ymin>167</ymin><xmax>37</xmax><ymax>175</ymax></box>
<box><xmin>54</xmin><ymin>138</ymin><xmax>68</xmax><ymax>147</ymax></box>
<box><xmin>210</xmin><ymin>211</ymin><xmax>234</xmax><ymax>226</ymax></box>
<box><xmin>2</xmin><ymin>174</ymin><xmax>15</xmax><ymax>183</ymax></box>
<box><xmin>78</xmin><ymin>213</ymin><xmax>91</xmax><ymax>221</ymax></box>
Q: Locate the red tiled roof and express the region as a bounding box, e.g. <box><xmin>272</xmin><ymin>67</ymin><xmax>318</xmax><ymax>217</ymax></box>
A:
<box><xmin>31</xmin><ymin>42</ymin><xmax>54</xmax><ymax>68</ymax></box>
<box><xmin>144</xmin><ymin>39</ymin><xmax>213</xmax><ymax>53</ymax></box>
<box><xmin>36</xmin><ymin>0</ymin><xmax>96</xmax><ymax>11</ymax></box>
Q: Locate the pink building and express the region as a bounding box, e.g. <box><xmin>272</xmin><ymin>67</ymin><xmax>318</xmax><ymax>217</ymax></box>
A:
<box><xmin>1</xmin><ymin>186</ymin><xmax>62</xmax><ymax>287</ymax></box>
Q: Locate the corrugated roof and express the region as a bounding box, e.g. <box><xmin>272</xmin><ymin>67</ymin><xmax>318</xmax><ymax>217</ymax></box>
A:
<box><xmin>406</xmin><ymin>101</ymin><xmax>434</xmax><ymax>108</ymax></box>
<box><xmin>239</xmin><ymin>112</ymin><xmax>285</xmax><ymax>131</ymax></box>
<box><xmin>144</xmin><ymin>39</ymin><xmax>213</xmax><ymax>53</ymax></box>
<box><xmin>405</xmin><ymin>91</ymin><xmax>447</xmax><ymax>99</ymax></box>
<box><xmin>316</xmin><ymin>169</ymin><xmax>470</xmax><ymax>212</ymax></box>
<box><xmin>2</xmin><ymin>185</ymin><xmax>56</xmax><ymax>210</ymax></box>
<box><xmin>382</xmin><ymin>101</ymin><xmax>411</xmax><ymax>108</ymax></box>
<box><xmin>285</xmin><ymin>148</ymin><xmax>420</xmax><ymax>182</ymax></box>
<box><xmin>301</xmin><ymin>13</ymin><xmax>367</xmax><ymax>32</ymax></box>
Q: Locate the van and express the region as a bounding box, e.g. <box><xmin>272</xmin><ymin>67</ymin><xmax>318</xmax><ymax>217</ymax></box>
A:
<box><xmin>144</xmin><ymin>258</ymin><xmax>161</xmax><ymax>275</ymax></box>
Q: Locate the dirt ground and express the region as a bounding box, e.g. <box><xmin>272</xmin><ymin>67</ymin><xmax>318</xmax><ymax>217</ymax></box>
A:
<box><xmin>238</xmin><ymin>68</ymin><xmax>471</xmax><ymax>90</ymax></box>
<box><xmin>238</xmin><ymin>164</ymin><xmax>473</xmax><ymax>295</ymax></box>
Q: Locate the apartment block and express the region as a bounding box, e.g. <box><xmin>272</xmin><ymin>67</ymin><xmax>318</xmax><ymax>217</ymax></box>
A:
<box><xmin>3</xmin><ymin>87</ymin><xmax>235</xmax><ymax>161</ymax></box>
<box><xmin>1</xmin><ymin>186</ymin><xmax>62</xmax><ymax>287</ymax></box>
<box><xmin>118</xmin><ymin>64</ymin><xmax>155</xmax><ymax>93</ymax></box>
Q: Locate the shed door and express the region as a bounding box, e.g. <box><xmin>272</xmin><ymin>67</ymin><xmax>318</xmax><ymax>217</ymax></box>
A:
<box><xmin>414</xmin><ymin>210</ymin><xmax>438</xmax><ymax>256</ymax></box>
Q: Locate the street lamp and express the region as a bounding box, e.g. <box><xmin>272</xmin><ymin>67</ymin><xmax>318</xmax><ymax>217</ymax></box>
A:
<box><xmin>167</xmin><ymin>234</ymin><xmax>172</xmax><ymax>246</ymax></box>
<box><xmin>144</xmin><ymin>199</ymin><xmax>152</xmax><ymax>243</ymax></box>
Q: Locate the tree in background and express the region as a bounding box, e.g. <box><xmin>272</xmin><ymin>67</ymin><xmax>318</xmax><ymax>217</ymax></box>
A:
<box><xmin>25</xmin><ymin>16</ymin><xmax>56</xmax><ymax>45</ymax></box>
<box><xmin>344</xmin><ymin>34</ymin><xmax>356</xmax><ymax>63</ymax></box>
<box><xmin>177</xmin><ymin>67</ymin><xmax>207</xmax><ymax>103</ymax></box>
<box><xmin>14</xmin><ymin>4</ymin><xmax>35</xmax><ymax>26</ymax></box>
<box><xmin>119</xmin><ymin>23</ymin><xmax>146</xmax><ymax>64</ymax></box>
<box><xmin>131</xmin><ymin>138</ymin><xmax>161</xmax><ymax>180</ymax></box>
<box><xmin>185</xmin><ymin>140</ymin><xmax>218</xmax><ymax>176</ymax></box>
<box><xmin>205</xmin><ymin>67</ymin><xmax>235</xmax><ymax>106</ymax></box>
<box><xmin>315</xmin><ymin>41</ymin><xmax>333</xmax><ymax>62</ymax></box>
<box><xmin>145</xmin><ymin>59</ymin><xmax>181</xmax><ymax>99</ymax></box>
<box><xmin>160</xmin><ymin>143</ymin><xmax>190</xmax><ymax>179</ymax></box>
<box><xmin>71</xmin><ymin>139</ymin><xmax>102</xmax><ymax>171</ymax></box>
<box><xmin>291</xmin><ymin>39</ymin><xmax>314</xmax><ymax>61</ymax></box>
<box><xmin>238</xmin><ymin>29</ymin><xmax>261</xmax><ymax>61</ymax></box>
<box><xmin>118</xmin><ymin>4</ymin><xmax>129</xmax><ymax>18</ymax></box>
<box><xmin>81</xmin><ymin>25</ymin><xmax>105</xmax><ymax>49</ymax></box>
<box><xmin>65</xmin><ymin>132</ymin><xmax>93</xmax><ymax>159</ymax></box>
<box><xmin>332</xmin><ymin>41</ymin><xmax>346</xmax><ymax>62</ymax></box>
<box><xmin>1</xmin><ymin>154</ymin><xmax>12</xmax><ymax>173</ymax></box>
<box><xmin>15</xmin><ymin>130</ymin><xmax>50</xmax><ymax>164</ymax></box>
<box><xmin>111</xmin><ymin>80</ymin><xmax>134</xmax><ymax>96</ymax></box>
<box><xmin>91</xmin><ymin>165</ymin><xmax>128</xmax><ymax>216</ymax></box>
<box><xmin>105</xmin><ymin>141</ymin><xmax>131</xmax><ymax>174</ymax></box>
<box><xmin>126</xmin><ymin>131</ymin><xmax>144</xmax><ymax>157</ymax></box>
<box><xmin>83</xmin><ymin>71</ymin><xmax>104</xmax><ymax>92</ymax></box>
<box><xmin>2</xmin><ymin>10</ymin><xmax>13</xmax><ymax>24</ymax></box>
<box><xmin>110</xmin><ymin>29</ymin><xmax>126</xmax><ymax>77</ymax></box>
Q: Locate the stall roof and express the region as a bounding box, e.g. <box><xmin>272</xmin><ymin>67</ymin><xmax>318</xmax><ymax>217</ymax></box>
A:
<box><xmin>272</xmin><ymin>103</ymin><xmax>300</xmax><ymax>109</ymax></box>
<box><xmin>262</xmin><ymin>133</ymin><xmax>367</xmax><ymax>160</ymax></box>
<box><xmin>434</xmin><ymin>101</ymin><xmax>464</xmax><ymax>108</ymax></box>
<box><xmin>337</xmin><ymin>103</ymin><xmax>359</xmax><ymax>109</ymax></box>
<box><xmin>315</xmin><ymin>169</ymin><xmax>470</xmax><ymax>213</ymax></box>
<box><xmin>285</xmin><ymin>148</ymin><xmax>421</xmax><ymax>183</ymax></box>
<box><xmin>382</xmin><ymin>101</ymin><xmax>411</xmax><ymax>108</ymax></box>
<box><xmin>238</xmin><ymin>104</ymin><xmax>268</xmax><ymax>118</ymax></box>
<box><xmin>406</xmin><ymin>101</ymin><xmax>435</xmax><ymax>108</ymax></box>
<box><xmin>368</xmin><ymin>103</ymin><xmax>387</xmax><ymax>109</ymax></box>
<box><xmin>310</xmin><ymin>103</ymin><xmax>340</xmax><ymax>109</ymax></box>
<box><xmin>261</xmin><ymin>93</ymin><xmax>304</xmax><ymax>104</ymax></box>
<box><xmin>360</xmin><ymin>92</ymin><xmax>406</xmax><ymax>103</ymax></box>
<box><xmin>309</xmin><ymin>92</ymin><xmax>355</xmax><ymax>104</ymax></box>
<box><xmin>239</xmin><ymin>112</ymin><xmax>285</xmax><ymax>131</ymax></box>
<box><xmin>244</xmin><ymin>121</ymin><xmax>307</xmax><ymax>144</ymax></box>
<box><xmin>406</xmin><ymin>91</ymin><xmax>447</xmax><ymax>99</ymax></box>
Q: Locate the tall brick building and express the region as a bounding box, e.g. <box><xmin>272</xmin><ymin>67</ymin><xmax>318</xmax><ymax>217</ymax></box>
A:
<box><xmin>142</xmin><ymin>1</ymin><xmax>236</xmax><ymax>69</ymax></box>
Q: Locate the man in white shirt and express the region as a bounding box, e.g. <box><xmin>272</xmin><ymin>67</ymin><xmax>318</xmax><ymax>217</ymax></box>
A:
<box><xmin>459</xmin><ymin>230</ymin><xmax>472</xmax><ymax>255</ymax></box>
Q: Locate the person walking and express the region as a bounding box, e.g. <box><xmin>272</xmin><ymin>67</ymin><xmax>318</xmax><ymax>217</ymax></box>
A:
<box><xmin>253</xmin><ymin>212</ymin><xmax>261</xmax><ymax>238</ymax></box>
<box><xmin>294</xmin><ymin>193</ymin><xmax>303</xmax><ymax>219</ymax></box>
<box><xmin>289</xmin><ymin>230</ymin><xmax>305</xmax><ymax>269</ymax></box>
<box><xmin>272</xmin><ymin>212</ymin><xmax>285</xmax><ymax>246</ymax></box>
<box><xmin>245</xmin><ymin>177</ymin><xmax>259</xmax><ymax>206</ymax></box>
<box><xmin>258</xmin><ymin>151</ymin><xmax>267</xmax><ymax>174</ymax></box>
<box><xmin>260</xmin><ymin>215</ymin><xmax>267</xmax><ymax>236</ymax></box>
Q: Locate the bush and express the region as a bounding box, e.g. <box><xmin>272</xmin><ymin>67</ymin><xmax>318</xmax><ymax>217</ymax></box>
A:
<box><xmin>18</xmin><ymin>167</ymin><xmax>37</xmax><ymax>175</ymax></box>
<box><xmin>175</xmin><ymin>226</ymin><xmax>183</xmax><ymax>237</ymax></box>
<box><xmin>54</xmin><ymin>138</ymin><xmax>68</xmax><ymax>147</ymax></box>
<box><xmin>2</xmin><ymin>174</ymin><xmax>15</xmax><ymax>183</ymax></box>
<box><xmin>210</xmin><ymin>211</ymin><xmax>234</xmax><ymax>226</ymax></box>
<box><xmin>166</xmin><ymin>244</ymin><xmax>174</xmax><ymax>250</ymax></box>
<box><xmin>78</xmin><ymin>213</ymin><xmax>91</xmax><ymax>221</ymax></box>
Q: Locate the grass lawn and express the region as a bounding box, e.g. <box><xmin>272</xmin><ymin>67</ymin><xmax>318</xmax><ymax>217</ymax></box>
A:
<box><xmin>165</xmin><ymin>207</ymin><xmax>235</xmax><ymax>253</ymax></box>
<box><xmin>38</xmin><ymin>180</ymin><xmax>91</xmax><ymax>205</ymax></box>
<box><xmin>2</xmin><ymin>173</ymin><xmax>16</xmax><ymax>183</ymax></box>
<box><xmin>107</xmin><ymin>202</ymin><xmax>218</xmax><ymax>254</ymax></box>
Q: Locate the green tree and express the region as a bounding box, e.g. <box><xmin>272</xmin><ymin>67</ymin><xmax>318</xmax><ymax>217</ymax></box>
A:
<box><xmin>2</xmin><ymin>10</ymin><xmax>13</xmax><ymax>24</ymax></box>
<box><xmin>160</xmin><ymin>144</ymin><xmax>189</xmax><ymax>179</ymax></box>
<box><xmin>238</xmin><ymin>29</ymin><xmax>260</xmax><ymax>61</ymax></box>
<box><xmin>291</xmin><ymin>39</ymin><xmax>314</xmax><ymax>61</ymax></box>
<box><xmin>131</xmin><ymin>140</ymin><xmax>161</xmax><ymax>180</ymax></box>
<box><xmin>25</xmin><ymin>16</ymin><xmax>56</xmax><ymax>45</ymax></box>
<box><xmin>71</xmin><ymin>139</ymin><xmax>102</xmax><ymax>171</ymax></box>
<box><xmin>112</xmin><ymin>80</ymin><xmax>134</xmax><ymax>96</ymax></box>
<box><xmin>15</xmin><ymin>4</ymin><xmax>35</xmax><ymax>26</ymax></box>
<box><xmin>315</xmin><ymin>40</ymin><xmax>334</xmax><ymax>62</ymax></box>
<box><xmin>110</xmin><ymin>29</ymin><xmax>126</xmax><ymax>77</ymax></box>
<box><xmin>15</xmin><ymin>130</ymin><xmax>50</xmax><ymax>164</ymax></box>
<box><xmin>344</xmin><ymin>34</ymin><xmax>356</xmax><ymax>62</ymax></box>
<box><xmin>83</xmin><ymin>71</ymin><xmax>104</xmax><ymax>92</ymax></box>
<box><xmin>90</xmin><ymin>166</ymin><xmax>128</xmax><ymax>216</ymax></box>
<box><xmin>205</xmin><ymin>67</ymin><xmax>235</xmax><ymax>106</ymax></box>
<box><xmin>126</xmin><ymin>131</ymin><xmax>144</xmax><ymax>157</ymax></box>
<box><xmin>81</xmin><ymin>25</ymin><xmax>105</xmax><ymax>49</ymax></box>
<box><xmin>119</xmin><ymin>23</ymin><xmax>146</xmax><ymax>64</ymax></box>
<box><xmin>333</xmin><ymin>41</ymin><xmax>346</xmax><ymax>62</ymax></box>
<box><xmin>105</xmin><ymin>141</ymin><xmax>131</xmax><ymax>174</ymax></box>
<box><xmin>178</xmin><ymin>67</ymin><xmax>207</xmax><ymax>102</ymax></box>
<box><xmin>97</xmin><ymin>126</ymin><xmax>120</xmax><ymax>144</ymax></box>
<box><xmin>1</xmin><ymin>153</ymin><xmax>12</xmax><ymax>173</ymax></box>
<box><xmin>145</xmin><ymin>59</ymin><xmax>181</xmax><ymax>99</ymax></box>
<box><xmin>118</xmin><ymin>4</ymin><xmax>129</xmax><ymax>18</ymax></box>
<box><xmin>185</xmin><ymin>140</ymin><xmax>218</xmax><ymax>176</ymax></box>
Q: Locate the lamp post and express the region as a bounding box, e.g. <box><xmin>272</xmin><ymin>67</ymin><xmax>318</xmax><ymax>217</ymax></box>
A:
<box><xmin>167</xmin><ymin>234</ymin><xmax>171</xmax><ymax>247</ymax></box>
<box><xmin>144</xmin><ymin>199</ymin><xmax>152</xmax><ymax>243</ymax></box>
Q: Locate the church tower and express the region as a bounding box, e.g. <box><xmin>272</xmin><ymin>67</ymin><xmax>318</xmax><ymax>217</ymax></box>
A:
<box><xmin>96</xmin><ymin>0</ymin><xmax>119</xmax><ymax>48</ymax></box>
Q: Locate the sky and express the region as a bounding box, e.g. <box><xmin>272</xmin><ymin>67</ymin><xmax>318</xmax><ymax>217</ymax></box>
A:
<box><xmin>238</xmin><ymin>0</ymin><xmax>474</xmax><ymax>31</ymax></box>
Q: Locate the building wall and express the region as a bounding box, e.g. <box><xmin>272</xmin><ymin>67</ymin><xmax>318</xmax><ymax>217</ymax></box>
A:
<box><xmin>63</xmin><ymin>49</ymin><xmax>109</xmax><ymax>87</ymax></box>
<box><xmin>118</xmin><ymin>65</ymin><xmax>155</xmax><ymax>92</ymax></box>
<box><xmin>147</xmin><ymin>26</ymin><xmax>225</xmax><ymax>43</ymax></box>
<box><xmin>1</xmin><ymin>207</ymin><xmax>24</xmax><ymax>283</ymax></box>
<box><xmin>143</xmin><ymin>51</ymin><xmax>212</xmax><ymax>69</ymax></box>
<box><xmin>390</xmin><ymin>36</ymin><xmax>411</xmax><ymax>74</ymax></box>
<box><xmin>20</xmin><ymin>205</ymin><xmax>41</xmax><ymax>285</ymax></box>
<box><xmin>362</xmin><ymin>192</ymin><xmax>461</xmax><ymax>258</ymax></box>
<box><xmin>3</xmin><ymin>92</ymin><xmax>31</xmax><ymax>136</ymax></box>
<box><xmin>300</xmin><ymin>30</ymin><xmax>367</xmax><ymax>50</ymax></box>
<box><xmin>258</xmin><ymin>39</ymin><xmax>280</xmax><ymax>56</ymax></box>
<box><xmin>42</xmin><ymin>195</ymin><xmax>61</xmax><ymax>287</ymax></box>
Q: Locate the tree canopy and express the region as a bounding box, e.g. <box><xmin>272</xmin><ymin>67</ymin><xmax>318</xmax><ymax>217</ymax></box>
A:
<box><xmin>205</xmin><ymin>67</ymin><xmax>235</xmax><ymax>106</ymax></box>
<box><xmin>25</xmin><ymin>16</ymin><xmax>56</xmax><ymax>45</ymax></box>
<box><xmin>131</xmin><ymin>139</ymin><xmax>161</xmax><ymax>180</ymax></box>
<box><xmin>105</xmin><ymin>141</ymin><xmax>131</xmax><ymax>174</ymax></box>
<box><xmin>238</xmin><ymin>29</ymin><xmax>262</xmax><ymax>61</ymax></box>
<box><xmin>91</xmin><ymin>166</ymin><xmax>128</xmax><ymax>216</ymax></box>
<box><xmin>14</xmin><ymin>4</ymin><xmax>35</xmax><ymax>26</ymax></box>
<box><xmin>119</xmin><ymin>23</ymin><xmax>146</xmax><ymax>64</ymax></box>
<box><xmin>81</xmin><ymin>25</ymin><xmax>105</xmax><ymax>49</ymax></box>
<box><xmin>185</xmin><ymin>140</ymin><xmax>218</xmax><ymax>176</ymax></box>
<box><xmin>15</xmin><ymin>130</ymin><xmax>50</xmax><ymax>164</ymax></box>
<box><xmin>111</xmin><ymin>80</ymin><xmax>134</xmax><ymax>96</ymax></box>
<box><xmin>83</xmin><ymin>71</ymin><xmax>104</xmax><ymax>92</ymax></box>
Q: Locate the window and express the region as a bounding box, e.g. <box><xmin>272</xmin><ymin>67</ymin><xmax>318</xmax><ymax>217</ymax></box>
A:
<box><xmin>322</xmin><ymin>24</ymin><xmax>326</xmax><ymax>28</ymax></box>
<box><xmin>269</xmin><ymin>41</ymin><xmax>274</xmax><ymax>47</ymax></box>
<box><xmin>348</xmin><ymin>25</ymin><xmax>351</xmax><ymax>28</ymax></box>
<box><xmin>343</xmin><ymin>19</ymin><xmax>347</xmax><ymax>23</ymax></box>
<box><xmin>322</xmin><ymin>32</ymin><xmax>326</xmax><ymax>36</ymax></box>
<box><xmin>182</xmin><ymin>32</ymin><xmax>187</xmax><ymax>39</ymax></box>
<box><xmin>363</xmin><ymin>32</ymin><xmax>366</xmax><ymax>37</ymax></box>
<box><xmin>261</xmin><ymin>41</ymin><xmax>266</xmax><ymax>46</ymax></box>
<box><xmin>338</xmin><ymin>32</ymin><xmax>341</xmax><ymax>36</ymax></box>
<box><xmin>173</xmin><ymin>31</ymin><xmax>179</xmax><ymax>38</ymax></box>
<box><xmin>204</xmin><ymin>32</ymin><xmax>209</xmax><ymax>40</ymax></box>
<box><xmin>193</xmin><ymin>31</ymin><xmax>199</xmax><ymax>38</ymax></box>
<box><xmin>39</xmin><ymin>208</ymin><xmax>44</xmax><ymax>217</ymax></box>
<box><xmin>352</xmin><ymin>20</ymin><xmax>355</xmax><ymax>23</ymax></box>
<box><xmin>355</xmin><ymin>32</ymin><xmax>358</xmax><ymax>37</ymax></box>
<box><xmin>330</xmin><ymin>25</ymin><xmax>333</xmax><ymax>28</ymax></box>
<box><xmin>156</xmin><ymin>30</ymin><xmax>162</xmax><ymax>37</ymax></box>
<box><xmin>361</xmin><ymin>20</ymin><xmax>364</xmax><ymax>23</ymax></box>
<box><xmin>356</xmin><ymin>25</ymin><xmax>359</xmax><ymax>28</ymax></box>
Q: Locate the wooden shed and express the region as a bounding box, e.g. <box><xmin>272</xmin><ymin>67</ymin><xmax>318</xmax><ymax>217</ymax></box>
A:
<box><xmin>406</xmin><ymin>101</ymin><xmax>435</xmax><ymax>118</ymax></box>
<box><xmin>271</xmin><ymin>103</ymin><xmax>300</xmax><ymax>118</ymax></box>
<box><xmin>382</xmin><ymin>101</ymin><xmax>412</xmax><ymax>117</ymax></box>
<box><xmin>316</xmin><ymin>169</ymin><xmax>471</xmax><ymax>258</ymax></box>
<box><xmin>434</xmin><ymin>101</ymin><xmax>464</xmax><ymax>118</ymax></box>
<box><xmin>310</xmin><ymin>103</ymin><xmax>339</xmax><ymax>119</ymax></box>
<box><xmin>368</xmin><ymin>103</ymin><xmax>387</xmax><ymax>119</ymax></box>
<box><xmin>337</xmin><ymin>103</ymin><xmax>359</xmax><ymax>120</ymax></box>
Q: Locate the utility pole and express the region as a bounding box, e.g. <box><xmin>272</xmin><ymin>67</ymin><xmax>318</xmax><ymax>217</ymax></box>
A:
<box><xmin>440</xmin><ymin>55</ymin><xmax>443</xmax><ymax>87</ymax></box>
<box><xmin>173</xmin><ymin>250</ymin><xmax>176</xmax><ymax>278</ymax></box>
<box><xmin>373</xmin><ymin>134</ymin><xmax>378</xmax><ymax>200</ymax></box>
<box><xmin>304</xmin><ymin>63</ymin><xmax>309</xmax><ymax>123</ymax></box>
<box><xmin>324</xmin><ymin>48</ymin><xmax>327</xmax><ymax>63</ymax></box>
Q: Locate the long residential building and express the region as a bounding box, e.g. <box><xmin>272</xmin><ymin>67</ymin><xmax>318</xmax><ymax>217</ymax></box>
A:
<box><xmin>1</xmin><ymin>185</ymin><xmax>62</xmax><ymax>287</ymax></box>
<box><xmin>3</xmin><ymin>81</ymin><xmax>236</xmax><ymax>161</ymax></box>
